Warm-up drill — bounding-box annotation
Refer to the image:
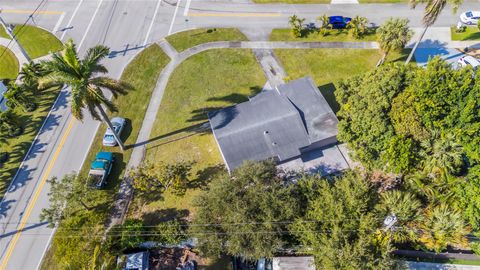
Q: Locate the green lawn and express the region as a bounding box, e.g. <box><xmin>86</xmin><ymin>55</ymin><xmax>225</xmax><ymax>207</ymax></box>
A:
<box><xmin>270</xmin><ymin>28</ymin><xmax>378</xmax><ymax>42</ymax></box>
<box><xmin>166</xmin><ymin>28</ymin><xmax>248</xmax><ymax>52</ymax></box>
<box><xmin>13</xmin><ymin>25</ymin><xmax>63</xmax><ymax>59</ymax></box>
<box><xmin>140</xmin><ymin>49</ymin><xmax>265</xmax><ymax>220</ymax></box>
<box><xmin>275</xmin><ymin>48</ymin><xmax>411</xmax><ymax>113</ymax></box>
<box><xmin>0</xmin><ymin>46</ymin><xmax>19</xmax><ymax>79</ymax></box>
<box><xmin>0</xmin><ymin>25</ymin><xmax>10</xmax><ymax>39</ymax></box>
<box><xmin>41</xmin><ymin>44</ymin><xmax>170</xmax><ymax>270</ymax></box>
<box><xmin>451</xmin><ymin>26</ymin><xmax>480</xmax><ymax>41</ymax></box>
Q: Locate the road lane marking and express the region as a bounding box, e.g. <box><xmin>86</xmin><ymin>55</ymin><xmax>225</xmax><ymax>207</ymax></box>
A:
<box><xmin>60</xmin><ymin>0</ymin><xmax>84</xmax><ymax>40</ymax></box>
<box><xmin>183</xmin><ymin>0</ymin><xmax>191</xmax><ymax>16</ymax></box>
<box><xmin>0</xmin><ymin>119</ymin><xmax>75</xmax><ymax>270</ymax></box>
<box><xmin>0</xmin><ymin>10</ymin><xmax>62</xmax><ymax>15</ymax></box>
<box><xmin>167</xmin><ymin>0</ymin><xmax>182</xmax><ymax>35</ymax></box>
<box><xmin>52</xmin><ymin>12</ymin><xmax>65</xmax><ymax>33</ymax></box>
<box><xmin>188</xmin><ymin>12</ymin><xmax>281</xmax><ymax>17</ymax></box>
<box><xmin>78</xmin><ymin>0</ymin><xmax>104</xmax><ymax>50</ymax></box>
<box><xmin>143</xmin><ymin>0</ymin><xmax>162</xmax><ymax>46</ymax></box>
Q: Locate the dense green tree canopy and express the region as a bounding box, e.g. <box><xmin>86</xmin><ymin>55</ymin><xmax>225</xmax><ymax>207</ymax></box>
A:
<box><xmin>191</xmin><ymin>160</ymin><xmax>303</xmax><ymax>260</ymax></box>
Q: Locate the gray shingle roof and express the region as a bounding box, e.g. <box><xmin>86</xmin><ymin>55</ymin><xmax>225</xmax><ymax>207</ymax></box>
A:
<box><xmin>209</xmin><ymin>77</ymin><xmax>338</xmax><ymax>171</ymax></box>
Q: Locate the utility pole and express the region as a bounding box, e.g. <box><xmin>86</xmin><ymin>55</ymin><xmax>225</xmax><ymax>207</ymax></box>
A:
<box><xmin>0</xmin><ymin>9</ymin><xmax>31</xmax><ymax>62</ymax></box>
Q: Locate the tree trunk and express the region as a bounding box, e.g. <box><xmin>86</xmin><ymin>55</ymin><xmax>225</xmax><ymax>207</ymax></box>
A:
<box><xmin>376</xmin><ymin>52</ymin><xmax>388</xmax><ymax>67</ymax></box>
<box><xmin>78</xmin><ymin>199</ymin><xmax>92</xmax><ymax>211</ymax></box>
<box><xmin>405</xmin><ymin>26</ymin><xmax>429</xmax><ymax>65</ymax></box>
<box><xmin>97</xmin><ymin>105</ymin><xmax>126</xmax><ymax>151</ymax></box>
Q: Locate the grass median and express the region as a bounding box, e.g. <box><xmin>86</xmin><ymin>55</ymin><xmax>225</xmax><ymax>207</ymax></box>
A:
<box><xmin>166</xmin><ymin>28</ymin><xmax>248</xmax><ymax>52</ymax></box>
<box><xmin>0</xmin><ymin>46</ymin><xmax>19</xmax><ymax>79</ymax></box>
<box><xmin>41</xmin><ymin>44</ymin><xmax>170</xmax><ymax>269</ymax></box>
<box><xmin>13</xmin><ymin>25</ymin><xmax>63</xmax><ymax>59</ymax></box>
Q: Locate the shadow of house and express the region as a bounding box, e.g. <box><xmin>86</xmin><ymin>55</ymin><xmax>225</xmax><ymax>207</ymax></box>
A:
<box><xmin>208</xmin><ymin>77</ymin><xmax>341</xmax><ymax>173</ymax></box>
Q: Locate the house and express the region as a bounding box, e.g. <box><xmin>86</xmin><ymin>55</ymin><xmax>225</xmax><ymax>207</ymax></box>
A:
<box><xmin>208</xmin><ymin>76</ymin><xmax>349</xmax><ymax>173</ymax></box>
<box><xmin>124</xmin><ymin>251</ymin><xmax>149</xmax><ymax>270</ymax></box>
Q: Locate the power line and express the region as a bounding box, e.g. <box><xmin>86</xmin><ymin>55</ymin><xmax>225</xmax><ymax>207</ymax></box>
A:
<box><xmin>0</xmin><ymin>0</ymin><xmax>48</xmax><ymax>62</ymax></box>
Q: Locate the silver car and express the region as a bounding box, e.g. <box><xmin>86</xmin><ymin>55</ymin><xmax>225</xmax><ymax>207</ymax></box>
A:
<box><xmin>102</xmin><ymin>117</ymin><xmax>126</xmax><ymax>146</ymax></box>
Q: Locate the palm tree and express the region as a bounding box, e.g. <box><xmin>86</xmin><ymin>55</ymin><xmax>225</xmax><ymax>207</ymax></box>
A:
<box><xmin>347</xmin><ymin>16</ymin><xmax>369</xmax><ymax>39</ymax></box>
<box><xmin>39</xmin><ymin>39</ymin><xmax>128</xmax><ymax>151</ymax></box>
<box><xmin>317</xmin><ymin>14</ymin><xmax>331</xmax><ymax>36</ymax></box>
<box><xmin>289</xmin><ymin>15</ymin><xmax>305</xmax><ymax>38</ymax></box>
<box><xmin>417</xmin><ymin>204</ymin><xmax>470</xmax><ymax>252</ymax></box>
<box><xmin>405</xmin><ymin>0</ymin><xmax>463</xmax><ymax>64</ymax></box>
<box><xmin>376</xmin><ymin>18</ymin><xmax>413</xmax><ymax>67</ymax></box>
<box><xmin>420</xmin><ymin>131</ymin><xmax>464</xmax><ymax>179</ymax></box>
<box><xmin>0</xmin><ymin>109</ymin><xmax>22</xmax><ymax>137</ymax></box>
<box><xmin>4</xmin><ymin>81</ymin><xmax>37</xmax><ymax>112</ymax></box>
<box><xmin>379</xmin><ymin>190</ymin><xmax>421</xmax><ymax>243</ymax></box>
<box><xmin>19</xmin><ymin>61</ymin><xmax>48</xmax><ymax>92</ymax></box>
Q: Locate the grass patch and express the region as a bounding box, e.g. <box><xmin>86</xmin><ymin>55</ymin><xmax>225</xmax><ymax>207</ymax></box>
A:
<box><xmin>41</xmin><ymin>44</ymin><xmax>170</xmax><ymax>269</ymax></box>
<box><xmin>13</xmin><ymin>25</ymin><xmax>63</xmax><ymax>59</ymax></box>
<box><xmin>0</xmin><ymin>46</ymin><xmax>19</xmax><ymax>79</ymax></box>
<box><xmin>451</xmin><ymin>26</ymin><xmax>480</xmax><ymax>41</ymax></box>
<box><xmin>0</xmin><ymin>25</ymin><xmax>10</xmax><ymax>39</ymax></box>
<box><xmin>166</xmin><ymin>28</ymin><xmax>248</xmax><ymax>52</ymax></box>
<box><xmin>275</xmin><ymin>48</ymin><xmax>411</xmax><ymax>113</ymax></box>
<box><xmin>270</xmin><ymin>28</ymin><xmax>377</xmax><ymax>42</ymax></box>
<box><xmin>0</xmin><ymin>86</ymin><xmax>60</xmax><ymax>195</ymax></box>
<box><xmin>137</xmin><ymin>48</ymin><xmax>265</xmax><ymax>221</ymax></box>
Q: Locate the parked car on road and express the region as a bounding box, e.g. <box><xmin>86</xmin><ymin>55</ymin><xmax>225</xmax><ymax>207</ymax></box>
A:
<box><xmin>102</xmin><ymin>117</ymin><xmax>125</xmax><ymax>146</ymax></box>
<box><xmin>458</xmin><ymin>55</ymin><xmax>480</xmax><ymax>70</ymax></box>
<box><xmin>88</xmin><ymin>151</ymin><xmax>114</xmax><ymax>188</ymax></box>
<box><xmin>328</xmin><ymin>16</ymin><xmax>352</xmax><ymax>29</ymax></box>
<box><xmin>460</xmin><ymin>11</ymin><xmax>480</xmax><ymax>25</ymax></box>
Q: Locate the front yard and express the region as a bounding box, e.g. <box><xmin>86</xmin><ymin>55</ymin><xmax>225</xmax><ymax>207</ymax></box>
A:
<box><xmin>451</xmin><ymin>26</ymin><xmax>480</xmax><ymax>41</ymax></box>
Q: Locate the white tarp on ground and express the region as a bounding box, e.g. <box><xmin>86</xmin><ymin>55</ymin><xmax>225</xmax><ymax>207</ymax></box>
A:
<box><xmin>273</xmin><ymin>256</ymin><xmax>316</xmax><ymax>270</ymax></box>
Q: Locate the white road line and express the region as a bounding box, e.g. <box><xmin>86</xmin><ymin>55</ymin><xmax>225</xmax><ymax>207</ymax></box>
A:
<box><xmin>60</xmin><ymin>0</ymin><xmax>84</xmax><ymax>40</ymax></box>
<box><xmin>78</xmin><ymin>0</ymin><xmax>104</xmax><ymax>50</ymax></box>
<box><xmin>183</xmin><ymin>0</ymin><xmax>191</xmax><ymax>17</ymax></box>
<box><xmin>167</xmin><ymin>0</ymin><xmax>182</xmax><ymax>35</ymax></box>
<box><xmin>52</xmin><ymin>12</ymin><xmax>65</xmax><ymax>33</ymax></box>
<box><xmin>143</xmin><ymin>0</ymin><xmax>162</xmax><ymax>46</ymax></box>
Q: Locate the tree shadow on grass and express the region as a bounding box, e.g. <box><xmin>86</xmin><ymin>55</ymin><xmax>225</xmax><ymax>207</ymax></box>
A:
<box><xmin>189</xmin><ymin>164</ymin><xmax>226</xmax><ymax>190</ymax></box>
<box><xmin>141</xmin><ymin>208</ymin><xmax>190</xmax><ymax>226</ymax></box>
<box><xmin>318</xmin><ymin>83</ymin><xmax>340</xmax><ymax>114</ymax></box>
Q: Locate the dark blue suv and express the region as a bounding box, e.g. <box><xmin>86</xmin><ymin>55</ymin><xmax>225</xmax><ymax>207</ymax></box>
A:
<box><xmin>329</xmin><ymin>16</ymin><xmax>352</xmax><ymax>29</ymax></box>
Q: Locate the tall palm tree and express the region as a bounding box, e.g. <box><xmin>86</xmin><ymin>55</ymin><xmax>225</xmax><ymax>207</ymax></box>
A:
<box><xmin>405</xmin><ymin>0</ymin><xmax>463</xmax><ymax>64</ymax></box>
<box><xmin>39</xmin><ymin>39</ymin><xmax>127</xmax><ymax>151</ymax></box>
<box><xmin>376</xmin><ymin>18</ymin><xmax>413</xmax><ymax>67</ymax></box>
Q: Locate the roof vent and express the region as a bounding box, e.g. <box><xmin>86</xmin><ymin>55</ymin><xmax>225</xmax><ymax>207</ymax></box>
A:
<box><xmin>272</xmin><ymin>142</ymin><xmax>277</xmax><ymax>146</ymax></box>
<box><xmin>264</xmin><ymin>131</ymin><xmax>269</xmax><ymax>135</ymax></box>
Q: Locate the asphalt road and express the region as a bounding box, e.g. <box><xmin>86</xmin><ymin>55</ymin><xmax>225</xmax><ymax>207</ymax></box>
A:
<box><xmin>0</xmin><ymin>0</ymin><xmax>478</xmax><ymax>269</ymax></box>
